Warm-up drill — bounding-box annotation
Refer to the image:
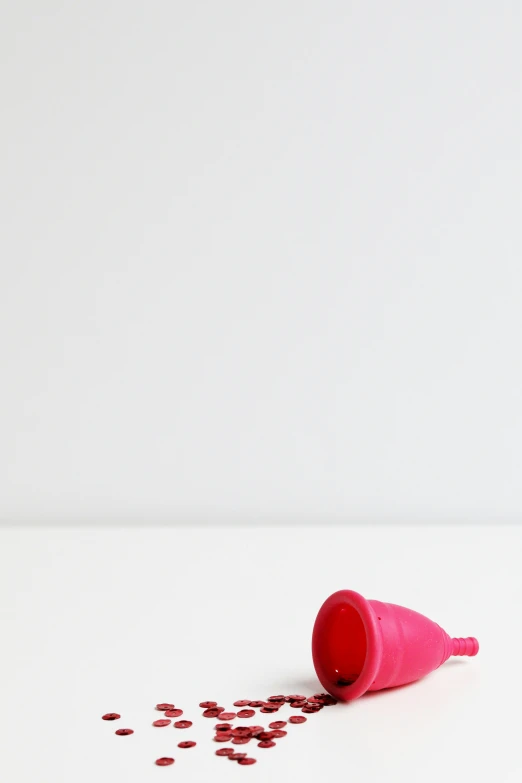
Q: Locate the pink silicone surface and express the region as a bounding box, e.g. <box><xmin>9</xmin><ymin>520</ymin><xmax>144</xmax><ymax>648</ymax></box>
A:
<box><xmin>312</xmin><ymin>589</ymin><xmax>478</xmax><ymax>701</ymax></box>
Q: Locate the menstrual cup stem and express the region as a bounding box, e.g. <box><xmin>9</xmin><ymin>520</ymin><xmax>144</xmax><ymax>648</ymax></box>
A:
<box><xmin>451</xmin><ymin>637</ymin><xmax>479</xmax><ymax>657</ymax></box>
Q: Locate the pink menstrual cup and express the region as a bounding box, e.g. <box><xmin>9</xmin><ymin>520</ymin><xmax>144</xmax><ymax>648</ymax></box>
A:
<box><xmin>312</xmin><ymin>589</ymin><xmax>479</xmax><ymax>701</ymax></box>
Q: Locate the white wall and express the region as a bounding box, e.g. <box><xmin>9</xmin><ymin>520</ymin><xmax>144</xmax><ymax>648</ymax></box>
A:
<box><xmin>1</xmin><ymin>1</ymin><xmax>521</xmax><ymax>525</ymax></box>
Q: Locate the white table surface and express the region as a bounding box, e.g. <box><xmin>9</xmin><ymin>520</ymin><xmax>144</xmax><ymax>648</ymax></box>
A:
<box><xmin>1</xmin><ymin>525</ymin><xmax>520</xmax><ymax>782</ymax></box>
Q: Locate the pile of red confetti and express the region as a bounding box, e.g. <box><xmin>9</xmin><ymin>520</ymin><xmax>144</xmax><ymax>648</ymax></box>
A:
<box><xmin>101</xmin><ymin>692</ymin><xmax>337</xmax><ymax>768</ymax></box>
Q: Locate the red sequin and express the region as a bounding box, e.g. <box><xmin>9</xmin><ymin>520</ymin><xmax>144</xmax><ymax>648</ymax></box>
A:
<box><xmin>258</xmin><ymin>740</ymin><xmax>276</xmax><ymax>748</ymax></box>
<box><xmin>238</xmin><ymin>758</ymin><xmax>257</xmax><ymax>765</ymax></box>
<box><xmin>260</xmin><ymin>707</ymin><xmax>278</xmax><ymax>713</ymax></box>
<box><xmin>215</xmin><ymin>723</ymin><xmax>232</xmax><ymax>731</ymax></box>
<box><xmin>214</xmin><ymin>733</ymin><xmax>232</xmax><ymax>742</ymax></box>
<box><xmin>249</xmin><ymin>701</ymin><xmax>264</xmax><ymax>708</ymax></box>
<box><xmin>290</xmin><ymin>701</ymin><xmax>307</xmax><ymax>708</ymax></box>
<box><xmin>199</xmin><ymin>701</ymin><xmax>217</xmax><ymax>708</ymax></box>
<box><xmin>102</xmin><ymin>713</ymin><xmax>120</xmax><ymax>721</ymax></box>
<box><xmin>249</xmin><ymin>726</ymin><xmax>265</xmax><ymax>737</ymax></box>
<box><xmin>178</xmin><ymin>741</ymin><xmax>196</xmax><ymax>748</ymax></box>
<box><xmin>271</xmin><ymin>730</ymin><xmax>287</xmax><ymax>738</ymax></box>
<box><xmin>267</xmin><ymin>695</ymin><xmax>285</xmax><ymax>702</ymax></box>
<box><xmin>164</xmin><ymin>709</ymin><xmax>183</xmax><ymax>718</ymax></box>
<box><xmin>115</xmin><ymin>728</ymin><xmax>134</xmax><ymax>735</ymax></box>
<box><xmin>232</xmin><ymin>737</ymin><xmax>250</xmax><ymax>745</ymax></box>
<box><xmin>202</xmin><ymin>708</ymin><xmax>221</xmax><ymax>718</ymax></box>
<box><xmin>287</xmin><ymin>694</ymin><xmax>306</xmax><ymax>702</ymax></box>
<box><xmin>155</xmin><ymin>757</ymin><xmax>175</xmax><ymax>766</ymax></box>
<box><xmin>237</xmin><ymin>709</ymin><xmax>255</xmax><ymax>718</ymax></box>
<box><xmin>215</xmin><ymin>748</ymin><xmax>234</xmax><ymax>757</ymax></box>
<box><xmin>152</xmin><ymin>719</ymin><xmax>171</xmax><ymax>727</ymax></box>
<box><xmin>232</xmin><ymin>727</ymin><xmax>252</xmax><ymax>736</ymax></box>
<box><xmin>233</xmin><ymin>700</ymin><xmax>252</xmax><ymax>707</ymax></box>
<box><xmin>269</xmin><ymin>721</ymin><xmax>287</xmax><ymax>729</ymax></box>
<box><xmin>289</xmin><ymin>716</ymin><xmax>307</xmax><ymax>724</ymax></box>
<box><xmin>174</xmin><ymin>720</ymin><xmax>192</xmax><ymax>729</ymax></box>
<box><xmin>217</xmin><ymin>712</ymin><xmax>236</xmax><ymax>721</ymax></box>
<box><xmin>156</xmin><ymin>703</ymin><xmax>175</xmax><ymax>711</ymax></box>
<box><xmin>257</xmin><ymin>731</ymin><xmax>275</xmax><ymax>741</ymax></box>
<box><xmin>228</xmin><ymin>753</ymin><xmax>247</xmax><ymax>761</ymax></box>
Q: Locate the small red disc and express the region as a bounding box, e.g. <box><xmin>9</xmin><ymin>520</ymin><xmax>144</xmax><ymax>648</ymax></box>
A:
<box><xmin>232</xmin><ymin>736</ymin><xmax>250</xmax><ymax>745</ymax></box>
<box><xmin>164</xmin><ymin>709</ymin><xmax>183</xmax><ymax>718</ymax></box>
<box><xmin>214</xmin><ymin>733</ymin><xmax>232</xmax><ymax>742</ymax></box>
<box><xmin>228</xmin><ymin>753</ymin><xmax>247</xmax><ymax>760</ymax></box>
<box><xmin>217</xmin><ymin>712</ymin><xmax>236</xmax><ymax>721</ymax></box>
<box><xmin>287</xmin><ymin>694</ymin><xmax>306</xmax><ymax>702</ymax></box>
<box><xmin>199</xmin><ymin>701</ymin><xmax>217</xmax><ymax>708</ymax></box>
<box><xmin>237</xmin><ymin>709</ymin><xmax>255</xmax><ymax>718</ymax></box>
<box><xmin>269</xmin><ymin>721</ymin><xmax>287</xmax><ymax>729</ymax></box>
<box><xmin>178</xmin><ymin>741</ymin><xmax>196</xmax><ymax>748</ymax></box>
<box><xmin>174</xmin><ymin>720</ymin><xmax>192</xmax><ymax>729</ymax></box>
<box><xmin>102</xmin><ymin>713</ymin><xmax>120</xmax><ymax>721</ymax></box>
<box><xmin>238</xmin><ymin>758</ymin><xmax>257</xmax><ymax>765</ymax></box>
<box><xmin>271</xmin><ymin>730</ymin><xmax>287</xmax><ymax>738</ymax></box>
<box><xmin>152</xmin><ymin>719</ymin><xmax>171</xmax><ymax>727</ymax></box>
<box><xmin>289</xmin><ymin>716</ymin><xmax>307</xmax><ymax>724</ymax></box>
<box><xmin>156</xmin><ymin>703</ymin><xmax>175</xmax><ymax>711</ymax></box>
<box><xmin>155</xmin><ymin>757</ymin><xmax>174</xmax><ymax>766</ymax></box>
<box><xmin>258</xmin><ymin>740</ymin><xmax>276</xmax><ymax>748</ymax></box>
<box><xmin>215</xmin><ymin>723</ymin><xmax>232</xmax><ymax>731</ymax></box>
<box><xmin>233</xmin><ymin>700</ymin><xmax>252</xmax><ymax>707</ymax></box>
<box><xmin>249</xmin><ymin>701</ymin><xmax>264</xmax><ymax>708</ymax></box>
<box><xmin>216</xmin><ymin>748</ymin><xmax>234</xmax><ymax>756</ymax></box>
<box><xmin>202</xmin><ymin>708</ymin><xmax>221</xmax><ymax>718</ymax></box>
<box><xmin>115</xmin><ymin>728</ymin><xmax>134</xmax><ymax>735</ymax></box>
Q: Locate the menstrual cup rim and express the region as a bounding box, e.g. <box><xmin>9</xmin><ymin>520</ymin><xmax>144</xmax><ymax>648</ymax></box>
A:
<box><xmin>312</xmin><ymin>589</ymin><xmax>382</xmax><ymax>702</ymax></box>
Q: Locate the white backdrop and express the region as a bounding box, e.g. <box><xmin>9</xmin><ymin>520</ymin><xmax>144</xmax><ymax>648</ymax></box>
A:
<box><xmin>1</xmin><ymin>1</ymin><xmax>521</xmax><ymax>525</ymax></box>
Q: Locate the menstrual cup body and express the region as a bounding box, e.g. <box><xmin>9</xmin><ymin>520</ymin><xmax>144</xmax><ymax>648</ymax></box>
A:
<box><xmin>312</xmin><ymin>590</ymin><xmax>478</xmax><ymax>702</ymax></box>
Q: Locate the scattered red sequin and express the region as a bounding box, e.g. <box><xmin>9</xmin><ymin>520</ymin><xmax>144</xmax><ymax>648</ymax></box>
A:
<box><xmin>217</xmin><ymin>712</ymin><xmax>236</xmax><ymax>720</ymax></box>
<box><xmin>233</xmin><ymin>700</ymin><xmax>252</xmax><ymax>707</ymax></box>
<box><xmin>249</xmin><ymin>701</ymin><xmax>264</xmax><ymax>708</ymax></box>
<box><xmin>269</xmin><ymin>721</ymin><xmax>287</xmax><ymax>729</ymax></box>
<box><xmin>174</xmin><ymin>720</ymin><xmax>192</xmax><ymax>729</ymax></box>
<box><xmin>228</xmin><ymin>753</ymin><xmax>247</xmax><ymax>761</ymax></box>
<box><xmin>258</xmin><ymin>740</ymin><xmax>276</xmax><ymax>748</ymax></box>
<box><xmin>237</xmin><ymin>709</ymin><xmax>255</xmax><ymax>718</ymax></box>
<box><xmin>152</xmin><ymin>719</ymin><xmax>171</xmax><ymax>727</ymax></box>
<box><xmin>115</xmin><ymin>728</ymin><xmax>134</xmax><ymax>735</ymax></box>
<box><xmin>232</xmin><ymin>727</ymin><xmax>252</xmax><ymax>736</ymax></box>
<box><xmin>102</xmin><ymin>713</ymin><xmax>120</xmax><ymax>721</ymax></box>
<box><xmin>289</xmin><ymin>716</ymin><xmax>307</xmax><ymax>724</ymax></box>
<box><xmin>178</xmin><ymin>741</ymin><xmax>196</xmax><ymax>748</ymax></box>
<box><xmin>155</xmin><ymin>757</ymin><xmax>175</xmax><ymax>766</ymax></box>
<box><xmin>216</xmin><ymin>748</ymin><xmax>234</xmax><ymax>757</ymax></box>
<box><xmin>164</xmin><ymin>709</ymin><xmax>183</xmax><ymax>718</ymax></box>
<box><xmin>232</xmin><ymin>737</ymin><xmax>250</xmax><ymax>745</ymax></box>
<box><xmin>199</xmin><ymin>701</ymin><xmax>217</xmax><ymax>708</ymax></box>
<box><xmin>267</xmin><ymin>695</ymin><xmax>285</xmax><ymax>702</ymax></box>
<box><xmin>215</xmin><ymin>723</ymin><xmax>232</xmax><ymax>731</ymax></box>
<box><xmin>156</xmin><ymin>703</ymin><xmax>175</xmax><ymax>711</ymax></box>
<box><xmin>290</xmin><ymin>701</ymin><xmax>307</xmax><ymax>708</ymax></box>
<box><xmin>287</xmin><ymin>694</ymin><xmax>306</xmax><ymax>702</ymax></box>
<box><xmin>214</xmin><ymin>733</ymin><xmax>232</xmax><ymax>742</ymax></box>
<box><xmin>203</xmin><ymin>708</ymin><xmax>221</xmax><ymax>718</ymax></box>
<box><xmin>238</xmin><ymin>758</ymin><xmax>257</xmax><ymax>765</ymax></box>
<box><xmin>257</xmin><ymin>731</ymin><xmax>275</xmax><ymax>741</ymax></box>
<box><xmin>260</xmin><ymin>707</ymin><xmax>278</xmax><ymax>713</ymax></box>
<box><xmin>271</xmin><ymin>730</ymin><xmax>287</xmax><ymax>738</ymax></box>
